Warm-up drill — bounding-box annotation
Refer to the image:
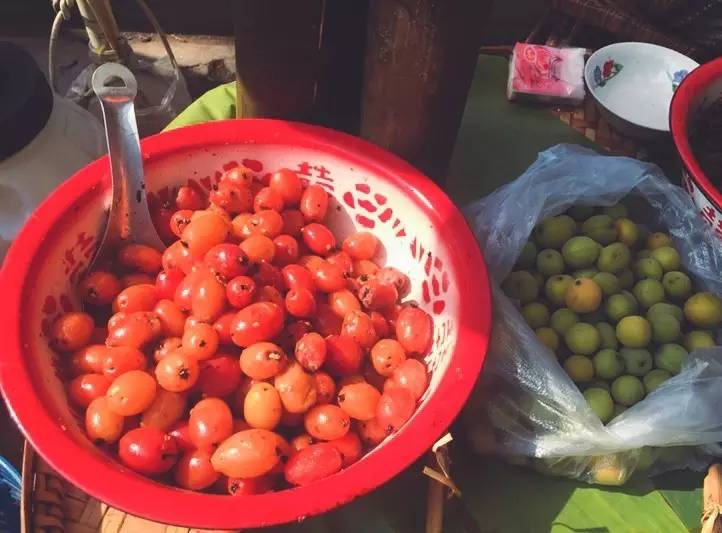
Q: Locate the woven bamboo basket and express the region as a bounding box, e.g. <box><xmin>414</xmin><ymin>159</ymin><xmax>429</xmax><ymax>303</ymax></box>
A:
<box><xmin>20</xmin><ymin>444</ymin><xmax>235</xmax><ymax>533</ymax></box>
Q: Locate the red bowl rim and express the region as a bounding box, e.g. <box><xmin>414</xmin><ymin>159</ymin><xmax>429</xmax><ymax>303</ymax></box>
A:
<box><xmin>670</xmin><ymin>56</ymin><xmax>722</xmax><ymax>209</ymax></box>
<box><xmin>0</xmin><ymin>119</ymin><xmax>491</xmax><ymax>529</ymax></box>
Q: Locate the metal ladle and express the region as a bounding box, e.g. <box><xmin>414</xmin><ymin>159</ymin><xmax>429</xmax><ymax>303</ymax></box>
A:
<box><xmin>89</xmin><ymin>62</ymin><xmax>164</xmax><ymax>270</ymax></box>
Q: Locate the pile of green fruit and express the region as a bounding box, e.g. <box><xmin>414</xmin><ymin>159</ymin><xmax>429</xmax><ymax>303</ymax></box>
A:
<box><xmin>502</xmin><ymin>204</ymin><xmax>722</xmax><ymax>424</ymax></box>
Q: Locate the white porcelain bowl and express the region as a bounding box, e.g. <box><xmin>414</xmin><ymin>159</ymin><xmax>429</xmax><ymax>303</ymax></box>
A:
<box><xmin>584</xmin><ymin>42</ymin><xmax>698</xmax><ymax>138</ymax></box>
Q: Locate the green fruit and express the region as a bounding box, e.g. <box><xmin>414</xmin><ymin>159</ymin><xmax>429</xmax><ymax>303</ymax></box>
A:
<box><xmin>616</xmin><ymin>316</ymin><xmax>652</xmax><ymax>348</ymax></box>
<box><xmin>562</xmin><ymin>236</ymin><xmax>601</xmax><ymax>269</ymax></box>
<box><xmin>633</xmin><ymin>279</ymin><xmax>665</xmax><ymax>309</ymax></box>
<box><xmin>536</xmin><ymin>327</ymin><xmax>559</xmax><ymax>352</ymax></box>
<box><xmin>620</xmin><ymin>348</ymin><xmax>653</xmax><ymax>376</ymax></box>
<box><xmin>534</xmin><ymin>216</ymin><xmax>577</xmax><ymax>249</ymax></box>
<box><xmin>573</xmin><ymin>268</ymin><xmax>599</xmax><ymax>279</ymax></box>
<box><xmin>502</xmin><ymin>271</ymin><xmax>539</xmax><ymax>304</ymax></box>
<box><xmin>618</xmin><ymin>269</ymin><xmax>634</xmax><ymax>290</ymax></box>
<box><xmin>602</xmin><ymin>204</ymin><xmax>628</xmax><ymax>220</ymax></box>
<box><xmin>647</xmin><ymin>232</ymin><xmax>672</xmax><ymax>250</ymax></box>
<box><xmin>532</xmin><ymin>271</ymin><xmax>545</xmax><ymax>288</ymax></box>
<box><xmin>684</xmin><ymin>292</ymin><xmax>722</xmax><ymax>328</ymax></box>
<box><xmin>597</xmin><ymin>243</ymin><xmax>631</xmax><ymax>274</ymax></box>
<box><xmin>655</xmin><ymin>343</ymin><xmax>688</xmax><ymax>374</ymax></box>
<box><xmin>550</xmin><ymin>308</ymin><xmax>579</xmax><ymax>335</ymax></box>
<box><xmin>643</xmin><ymin>369</ymin><xmax>671</xmax><ymax>394</ymax></box>
<box><xmin>516</xmin><ymin>241</ymin><xmax>538</xmax><ymax>269</ymax></box>
<box><xmin>536</xmin><ymin>249</ymin><xmax>565</xmax><ymax>277</ymax></box>
<box><xmin>646</xmin><ymin>302</ymin><xmax>684</xmax><ymax>323</ymax></box>
<box><xmin>522</xmin><ymin>302</ymin><xmax>550</xmax><ymax>329</ymax></box>
<box><xmin>584</xmin><ymin>387</ymin><xmax>614</xmax><ymax>423</ymax></box>
<box><xmin>684</xmin><ymin>330</ymin><xmax>716</xmax><ymax>352</ymax></box>
<box><xmin>593</xmin><ymin>272</ymin><xmax>620</xmax><ymax>297</ymax></box>
<box><xmin>611</xmin><ymin>375</ymin><xmax>645</xmax><ymax>406</ymax></box>
<box><xmin>596</xmin><ymin>322</ymin><xmax>618</xmax><ymax>350</ymax></box>
<box><xmin>593</xmin><ymin>349</ymin><xmax>624</xmax><ymax>379</ymax></box>
<box><xmin>582</xmin><ymin>215</ymin><xmax>618</xmax><ymax>245</ymax></box>
<box><xmin>565</xmin><ymin>323</ymin><xmax>601</xmax><ymax>355</ymax></box>
<box><xmin>649</xmin><ymin>314</ymin><xmax>680</xmax><ymax>343</ymax></box>
<box><xmin>633</xmin><ymin>258</ymin><xmax>663</xmax><ymax>281</ymax></box>
<box><xmin>650</xmin><ymin>246</ymin><xmax>681</xmax><ymax>272</ymax></box>
<box><xmin>637</xmin><ymin>249</ymin><xmax>652</xmax><ymax>259</ymax></box>
<box><xmin>662</xmin><ymin>271</ymin><xmax>692</xmax><ymax>301</ymax></box>
<box><xmin>586</xmin><ymin>380</ymin><xmax>611</xmax><ymax>392</ymax></box>
<box><xmin>545</xmin><ymin>275</ymin><xmax>574</xmax><ymax>307</ymax></box>
<box><xmin>564</xmin><ymin>355</ymin><xmax>594</xmax><ymax>382</ymax></box>
<box><xmin>616</xmin><ymin>218</ymin><xmax>639</xmax><ymax>248</ymax></box>
<box><xmin>605</xmin><ymin>292</ymin><xmax>638</xmax><ymax>322</ymax></box>
<box><xmin>613</xmin><ymin>403</ymin><xmax>627</xmax><ymax>418</ymax></box>
<box><xmin>566</xmin><ymin>205</ymin><xmax>596</xmax><ymax>221</ymax></box>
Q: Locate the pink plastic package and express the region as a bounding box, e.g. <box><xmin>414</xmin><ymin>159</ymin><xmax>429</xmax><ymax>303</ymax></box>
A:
<box><xmin>507</xmin><ymin>43</ymin><xmax>586</xmax><ymax>104</ymax></box>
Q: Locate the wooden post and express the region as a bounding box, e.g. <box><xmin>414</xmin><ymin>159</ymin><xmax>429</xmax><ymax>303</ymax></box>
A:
<box><xmin>232</xmin><ymin>0</ymin><xmax>324</xmax><ymax>121</ymax></box>
<box><xmin>361</xmin><ymin>0</ymin><xmax>491</xmax><ymax>185</ymax></box>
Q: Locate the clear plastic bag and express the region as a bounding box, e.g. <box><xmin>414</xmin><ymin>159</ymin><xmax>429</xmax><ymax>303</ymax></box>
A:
<box><xmin>462</xmin><ymin>144</ymin><xmax>722</xmax><ymax>484</ymax></box>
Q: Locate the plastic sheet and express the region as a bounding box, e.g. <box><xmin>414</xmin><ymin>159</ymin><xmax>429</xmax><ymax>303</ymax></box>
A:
<box><xmin>463</xmin><ymin>144</ymin><xmax>722</xmax><ymax>484</ymax></box>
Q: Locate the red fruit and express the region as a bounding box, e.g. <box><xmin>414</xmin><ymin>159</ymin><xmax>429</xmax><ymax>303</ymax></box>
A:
<box><xmin>395</xmin><ymin>306</ymin><xmax>433</xmax><ymax>355</ymax></box>
<box><xmin>174</xmin><ymin>449</ymin><xmax>220</xmax><ymax>490</ymax></box>
<box><xmin>197</xmin><ymin>355</ymin><xmax>242</xmax><ymax>397</ymax></box>
<box><xmin>213</xmin><ymin>312</ymin><xmax>236</xmax><ymax>345</ymax></box>
<box><xmin>67</xmin><ymin>373</ymin><xmax>111</xmax><ymax>409</ymax></box>
<box><xmin>375</xmin><ymin>267</ymin><xmax>411</xmax><ymax>298</ymax></box>
<box><xmin>175</xmin><ymin>185</ymin><xmax>205</xmax><ymax>210</ymax></box>
<box><xmin>301</xmin><ymin>223</ymin><xmax>336</xmax><ymax>256</ymax></box>
<box><xmin>324</xmin><ymin>335</ymin><xmax>363</xmax><ymax>377</ymax></box>
<box><xmin>358</xmin><ymin>279</ymin><xmax>398</xmax><ymax>310</ymax></box>
<box><xmin>388</xmin><ymin>358</ymin><xmax>428</xmax><ymax>401</ymax></box>
<box><xmin>299</xmin><ymin>185</ymin><xmax>329</xmax><ymax>222</ymax></box>
<box><xmin>281</xmin><ymin>209</ymin><xmax>305</xmax><ymax>237</ymax></box>
<box><xmin>226</xmin><ymin>275</ymin><xmax>257</xmax><ymax>309</ymax></box>
<box><xmin>284</xmin><ymin>443</ymin><xmax>342</xmax><ymax>486</ymax></box>
<box><xmin>295</xmin><ymin>332</ymin><xmax>327</xmax><ymax>372</ymax></box>
<box><xmin>226</xmin><ymin>473</ymin><xmax>277</xmax><ymax>496</ymax></box>
<box><xmin>269</xmin><ymin>168</ymin><xmax>303</xmax><ymax>205</ymax></box>
<box><xmin>169</xmin><ymin>421</ymin><xmax>194</xmax><ymax>452</ymax></box>
<box><xmin>118</xmin><ymin>427</ymin><xmax>179</xmax><ymax>475</ymax></box>
<box><xmin>151</xmin><ymin>203</ymin><xmax>176</xmax><ymax>243</ymax></box>
<box><xmin>329</xmin><ymin>431</ymin><xmax>362</xmax><ymax>467</ymax></box>
<box><xmin>313</xmin><ymin>371</ymin><xmax>336</xmax><ymax>405</ymax></box>
<box><xmin>253</xmin><ymin>262</ymin><xmax>284</xmax><ymax>291</ymax></box>
<box><xmin>281</xmin><ymin>264</ymin><xmax>315</xmax><ymax>292</ymax></box>
<box><xmin>209</xmin><ymin>180</ymin><xmax>253</xmax><ymax>214</ymax></box>
<box><xmin>285</xmin><ymin>288</ymin><xmax>316</xmax><ymax>318</ymax></box>
<box><xmin>376</xmin><ymin>388</ymin><xmax>415</xmax><ymax>433</ymax></box>
<box><xmin>188</xmin><ymin>398</ymin><xmax>234</xmax><ymax>450</ymax></box>
<box><xmin>203</xmin><ymin>244</ymin><xmax>249</xmax><ymax>280</ymax></box>
<box><xmin>155</xmin><ymin>269</ymin><xmax>185</xmax><ymax>301</ymax></box>
<box><xmin>230</xmin><ymin>302</ymin><xmax>284</xmax><ymax>347</ymax></box>
<box><xmin>273</xmin><ymin>235</ymin><xmax>299</xmax><ymax>265</ymax></box>
<box><xmin>170</xmin><ymin>210</ymin><xmax>194</xmax><ymax>238</ymax></box>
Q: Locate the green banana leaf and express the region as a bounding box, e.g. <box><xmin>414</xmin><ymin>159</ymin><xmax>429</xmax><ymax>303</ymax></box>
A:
<box><xmin>166</xmin><ymin>55</ymin><xmax>703</xmax><ymax>533</ymax></box>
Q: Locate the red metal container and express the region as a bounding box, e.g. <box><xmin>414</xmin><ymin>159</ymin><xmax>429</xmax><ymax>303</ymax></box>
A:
<box><xmin>671</xmin><ymin>57</ymin><xmax>722</xmax><ymax>234</ymax></box>
<box><xmin>0</xmin><ymin>119</ymin><xmax>491</xmax><ymax>529</ymax></box>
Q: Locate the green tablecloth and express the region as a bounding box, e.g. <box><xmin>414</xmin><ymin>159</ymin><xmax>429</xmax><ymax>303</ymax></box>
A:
<box><xmin>166</xmin><ymin>55</ymin><xmax>703</xmax><ymax>533</ymax></box>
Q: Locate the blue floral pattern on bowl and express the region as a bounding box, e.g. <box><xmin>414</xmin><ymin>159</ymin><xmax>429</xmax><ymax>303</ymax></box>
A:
<box><xmin>670</xmin><ymin>69</ymin><xmax>689</xmax><ymax>91</ymax></box>
<box><xmin>593</xmin><ymin>59</ymin><xmax>623</xmax><ymax>87</ymax></box>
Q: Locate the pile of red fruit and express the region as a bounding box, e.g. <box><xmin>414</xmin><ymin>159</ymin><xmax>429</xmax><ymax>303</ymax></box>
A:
<box><xmin>51</xmin><ymin>166</ymin><xmax>433</xmax><ymax>494</ymax></box>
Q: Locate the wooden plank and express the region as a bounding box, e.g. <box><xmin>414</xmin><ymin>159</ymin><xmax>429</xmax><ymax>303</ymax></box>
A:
<box><xmin>360</xmin><ymin>0</ymin><xmax>493</xmax><ymax>184</ymax></box>
<box><xmin>232</xmin><ymin>0</ymin><xmax>323</xmax><ymax>121</ymax></box>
